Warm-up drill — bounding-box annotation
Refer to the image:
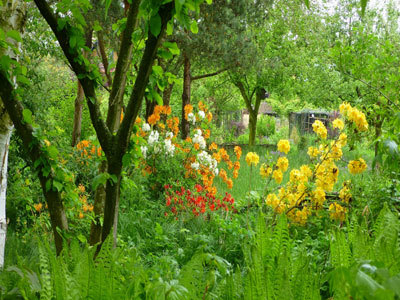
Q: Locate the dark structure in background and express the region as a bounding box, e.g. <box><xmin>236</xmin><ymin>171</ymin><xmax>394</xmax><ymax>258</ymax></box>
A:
<box><xmin>289</xmin><ymin>109</ymin><xmax>339</xmax><ymax>139</ymax></box>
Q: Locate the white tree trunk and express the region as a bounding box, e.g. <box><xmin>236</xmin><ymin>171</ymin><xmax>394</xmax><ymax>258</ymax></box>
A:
<box><xmin>0</xmin><ymin>119</ymin><xmax>12</xmax><ymax>268</ymax></box>
<box><xmin>0</xmin><ymin>0</ymin><xmax>26</xmax><ymax>268</ymax></box>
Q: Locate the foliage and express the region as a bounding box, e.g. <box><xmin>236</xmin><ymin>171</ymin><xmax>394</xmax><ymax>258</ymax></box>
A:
<box><xmin>256</xmin><ymin>115</ymin><xmax>276</xmax><ymax>138</ymax></box>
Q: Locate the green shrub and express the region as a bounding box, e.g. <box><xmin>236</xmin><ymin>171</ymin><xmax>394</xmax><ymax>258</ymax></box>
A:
<box><xmin>257</xmin><ymin>115</ymin><xmax>276</xmax><ymax>137</ymax></box>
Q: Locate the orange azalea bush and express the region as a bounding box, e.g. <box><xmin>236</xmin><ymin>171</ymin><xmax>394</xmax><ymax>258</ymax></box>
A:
<box><xmin>136</xmin><ymin>102</ymin><xmax>241</xmax><ymax>215</ymax></box>
<box><xmin>261</xmin><ymin>103</ymin><xmax>368</xmax><ymax>225</ymax></box>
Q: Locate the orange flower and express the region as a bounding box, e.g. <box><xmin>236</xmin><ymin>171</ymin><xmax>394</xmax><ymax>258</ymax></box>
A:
<box><xmin>97</xmin><ymin>147</ymin><xmax>102</xmax><ymax>157</ymax></box>
<box><xmin>77</xmin><ymin>140</ymin><xmax>90</xmax><ymax>150</ymax></box>
<box><xmin>219</xmin><ymin>169</ymin><xmax>228</xmax><ymax>181</ymax></box>
<box><xmin>204</xmin><ymin>129</ymin><xmax>210</xmax><ymax>139</ymax></box>
<box><xmin>226</xmin><ymin>178</ymin><xmax>233</xmax><ymax>189</ymax></box>
<box><xmin>162</xmin><ymin>106</ymin><xmax>172</xmax><ymax>115</ymax></box>
<box><xmin>198</xmin><ymin>101</ymin><xmax>207</xmax><ymax>112</ymax></box>
<box><xmin>90</xmin><ymin>146</ymin><xmax>96</xmax><ymax>155</ymax></box>
<box><xmin>148</xmin><ymin>113</ymin><xmax>160</xmax><ymax>125</ymax></box>
<box><xmin>209</xmin><ymin>142</ymin><xmax>218</xmax><ymax>151</ymax></box>
<box><xmin>207</xmin><ymin>112</ymin><xmax>213</xmax><ymax>122</ymax></box>
<box><xmin>184</xmin><ymin>104</ymin><xmax>193</xmax><ymax>120</ymax></box>
<box><xmin>185</xmin><ymin>137</ymin><xmax>192</xmax><ymax>143</ymax></box>
<box><xmin>79</xmin><ymin>212</ymin><xmax>84</xmax><ymax>219</ymax></box>
<box><xmin>78</xmin><ymin>184</ymin><xmax>85</xmax><ymax>193</ymax></box>
<box><xmin>135</xmin><ymin>117</ymin><xmax>142</xmax><ymax>124</ymax></box>
<box><xmin>120</xmin><ymin>111</ymin><xmax>124</xmax><ymax>123</ymax></box>
<box><xmin>234</xmin><ymin>161</ymin><xmax>240</xmax><ymax>170</ymax></box>
<box><xmin>34</xmin><ymin>203</ymin><xmax>43</xmax><ymax>212</ymax></box>
<box><xmin>233</xmin><ymin>170</ymin><xmax>239</xmax><ymax>178</ymax></box>
<box><xmin>227</xmin><ymin>161</ymin><xmax>233</xmax><ymax>170</ymax></box>
<box><xmin>234</xmin><ymin>146</ymin><xmax>242</xmax><ymax>160</ymax></box>
<box><xmin>154</xmin><ymin>105</ymin><xmax>163</xmax><ymax>115</ymax></box>
<box><xmin>194</xmin><ymin>143</ymin><xmax>200</xmax><ymax>150</ymax></box>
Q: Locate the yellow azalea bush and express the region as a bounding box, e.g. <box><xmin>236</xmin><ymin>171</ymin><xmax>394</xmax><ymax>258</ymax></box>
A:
<box><xmin>261</xmin><ymin>103</ymin><xmax>369</xmax><ymax>225</ymax></box>
<box><xmin>136</xmin><ymin>102</ymin><xmax>241</xmax><ymax>200</ymax></box>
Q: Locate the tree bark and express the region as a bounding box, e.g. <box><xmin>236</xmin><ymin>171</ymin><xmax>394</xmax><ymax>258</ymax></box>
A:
<box><xmin>248</xmin><ymin>111</ymin><xmax>257</xmax><ymax>147</ymax></box>
<box><xmin>0</xmin><ymin>109</ymin><xmax>12</xmax><ymax>268</ymax></box>
<box><xmin>181</xmin><ymin>53</ymin><xmax>191</xmax><ymax>139</ymax></box>
<box><xmin>71</xmin><ymin>81</ymin><xmax>85</xmax><ymax>147</ymax></box>
<box><xmin>0</xmin><ymin>73</ymin><xmax>69</xmax><ymax>255</ymax></box>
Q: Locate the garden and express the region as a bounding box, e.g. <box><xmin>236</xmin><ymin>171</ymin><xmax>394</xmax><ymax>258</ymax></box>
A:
<box><xmin>0</xmin><ymin>0</ymin><xmax>400</xmax><ymax>299</ymax></box>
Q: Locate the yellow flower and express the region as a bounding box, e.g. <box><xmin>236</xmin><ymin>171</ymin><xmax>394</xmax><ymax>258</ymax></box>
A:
<box><xmin>329</xmin><ymin>203</ymin><xmax>346</xmax><ymax>221</ymax></box>
<box><xmin>312</xmin><ymin>120</ymin><xmax>327</xmax><ymax>139</ymax></box>
<box><xmin>276</xmin><ymin>157</ymin><xmax>289</xmax><ymax>172</ymax></box>
<box><xmin>272</xmin><ymin>169</ymin><xmax>283</xmax><ymax>184</ymax></box>
<box><xmin>339</xmin><ymin>186</ymin><xmax>352</xmax><ymax>203</ymax></box>
<box><xmin>339</xmin><ymin>102</ymin><xmax>352</xmax><ymax>116</ymax></box>
<box><xmin>260</xmin><ymin>163</ymin><xmax>272</xmax><ymax>177</ymax></box>
<box><xmin>332</xmin><ymin>118</ymin><xmax>344</xmax><ymax>130</ymax></box>
<box><xmin>245</xmin><ymin>152</ymin><xmax>259</xmax><ymax>166</ymax></box>
<box><xmin>300</xmin><ymin>165</ymin><xmax>312</xmax><ymax>178</ymax></box>
<box><xmin>307</xmin><ymin>146</ymin><xmax>319</xmax><ymax>158</ymax></box>
<box><xmin>313</xmin><ymin>187</ymin><xmax>326</xmax><ymax>206</ymax></box>
<box><xmin>348</xmin><ymin>158</ymin><xmax>367</xmax><ymax>174</ymax></box>
<box><xmin>338</xmin><ymin>133</ymin><xmax>347</xmax><ymax>147</ymax></box>
<box><xmin>277</xmin><ymin>140</ymin><xmax>290</xmax><ymax>154</ymax></box>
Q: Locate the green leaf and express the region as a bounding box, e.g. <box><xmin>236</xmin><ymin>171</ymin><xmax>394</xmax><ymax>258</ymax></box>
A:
<box><xmin>6</xmin><ymin>30</ymin><xmax>22</xmax><ymax>42</ymax></box>
<box><xmin>190</xmin><ymin>21</ymin><xmax>198</xmax><ymax>34</ymax></box>
<box><xmin>166</xmin><ymin>21</ymin><xmax>173</xmax><ymax>35</ymax></box>
<box><xmin>152</xmin><ymin>65</ymin><xmax>163</xmax><ymax>76</ymax></box>
<box><xmin>17</xmin><ymin>74</ymin><xmax>30</xmax><ymax>85</ymax></box>
<box><xmin>150</xmin><ymin>14</ymin><xmax>162</xmax><ymax>37</ymax></box>
<box><xmin>153</xmin><ymin>91</ymin><xmax>163</xmax><ymax>105</ymax></box>
<box><xmin>92</xmin><ymin>173</ymin><xmax>109</xmax><ymax>190</ymax></box>
<box><xmin>163</xmin><ymin>42</ymin><xmax>180</xmax><ymax>55</ymax></box>
<box><xmin>384</xmin><ymin>139</ymin><xmax>399</xmax><ymax>156</ymax></box>
<box><xmin>205</xmin><ymin>0</ymin><xmax>212</xmax><ymax>3</ymax></box>
<box><xmin>47</xmin><ymin>145</ymin><xmax>59</xmax><ymax>159</ymax></box>
<box><xmin>69</xmin><ymin>35</ymin><xmax>77</xmax><ymax>48</ymax></box>
<box><xmin>93</xmin><ymin>21</ymin><xmax>102</xmax><ymax>32</ymax></box>
<box><xmin>122</xmin><ymin>153</ymin><xmax>132</xmax><ymax>167</ymax></box>
<box><xmin>22</xmin><ymin>109</ymin><xmax>32</xmax><ymax>124</ymax></box>
<box><xmin>53</xmin><ymin>180</ymin><xmax>63</xmax><ymax>192</ymax></box>
<box><xmin>45</xmin><ymin>179</ymin><xmax>52</xmax><ymax>192</ymax></box>
<box><xmin>105</xmin><ymin>0</ymin><xmax>112</xmax><ymax>18</ymax></box>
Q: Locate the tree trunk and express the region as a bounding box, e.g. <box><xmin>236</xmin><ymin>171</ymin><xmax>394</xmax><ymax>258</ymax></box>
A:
<box><xmin>0</xmin><ymin>110</ymin><xmax>12</xmax><ymax>268</ymax></box>
<box><xmin>71</xmin><ymin>29</ymin><xmax>92</xmax><ymax>147</ymax></box>
<box><xmin>248</xmin><ymin>111</ymin><xmax>257</xmax><ymax>147</ymax></box>
<box><xmin>145</xmin><ymin>95</ymin><xmax>156</xmax><ymax>120</ymax></box>
<box><xmin>71</xmin><ymin>81</ymin><xmax>85</xmax><ymax>147</ymax></box>
<box><xmin>0</xmin><ymin>0</ymin><xmax>26</xmax><ymax>265</ymax></box>
<box><xmin>181</xmin><ymin>53</ymin><xmax>191</xmax><ymax>139</ymax></box>
<box><xmin>374</xmin><ymin>116</ymin><xmax>384</xmax><ymax>159</ymax></box>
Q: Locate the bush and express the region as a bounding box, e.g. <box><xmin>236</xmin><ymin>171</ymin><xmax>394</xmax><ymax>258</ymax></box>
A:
<box><xmin>256</xmin><ymin>115</ymin><xmax>276</xmax><ymax>137</ymax></box>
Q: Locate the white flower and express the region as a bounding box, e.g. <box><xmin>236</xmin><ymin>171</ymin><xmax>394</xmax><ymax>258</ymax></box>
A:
<box><xmin>214</xmin><ymin>168</ymin><xmax>219</xmax><ymax>176</ymax></box>
<box><xmin>154</xmin><ymin>144</ymin><xmax>161</xmax><ymax>154</ymax></box>
<box><xmin>164</xmin><ymin>139</ymin><xmax>175</xmax><ymax>156</ymax></box>
<box><xmin>188</xmin><ymin>113</ymin><xmax>196</xmax><ymax>125</ymax></box>
<box><xmin>191</xmin><ymin>162</ymin><xmax>200</xmax><ymax>170</ymax></box>
<box><xmin>166</xmin><ymin>131</ymin><xmax>173</xmax><ymax>139</ymax></box>
<box><xmin>148</xmin><ymin>130</ymin><xmax>159</xmax><ymax>146</ymax></box>
<box><xmin>142</xmin><ymin>123</ymin><xmax>151</xmax><ymax>132</ymax></box>
<box><xmin>195</xmin><ymin>129</ymin><xmax>202</xmax><ymax>136</ymax></box>
<box><xmin>198</xmin><ymin>110</ymin><xmax>205</xmax><ymax>119</ymax></box>
<box><xmin>141</xmin><ymin>146</ymin><xmax>148</xmax><ymax>159</ymax></box>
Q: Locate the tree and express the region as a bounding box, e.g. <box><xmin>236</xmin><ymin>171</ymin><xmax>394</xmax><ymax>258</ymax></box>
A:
<box><xmin>0</xmin><ymin>0</ymin><xmax>207</xmax><ymax>255</ymax></box>
<box><xmin>0</xmin><ymin>0</ymin><xmax>26</xmax><ymax>268</ymax></box>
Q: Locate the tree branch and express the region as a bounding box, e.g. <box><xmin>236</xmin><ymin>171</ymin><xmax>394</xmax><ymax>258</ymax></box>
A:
<box><xmin>0</xmin><ymin>71</ymin><xmax>68</xmax><ymax>255</ymax></box>
<box><xmin>191</xmin><ymin>67</ymin><xmax>228</xmax><ymax>81</ymax></box>
<box><xmin>33</xmin><ymin>0</ymin><xmax>112</xmax><ymax>153</ymax></box>
<box><xmin>116</xmin><ymin>2</ymin><xmax>173</xmax><ymax>158</ymax></box>
<box><xmin>107</xmin><ymin>0</ymin><xmax>141</xmax><ymax>131</ymax></box>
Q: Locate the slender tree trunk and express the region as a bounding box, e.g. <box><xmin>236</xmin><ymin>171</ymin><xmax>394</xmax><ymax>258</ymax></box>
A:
<box><xmin>181</xmin><ymin>53</ymin><xmax>191</xmax><ymax>139</ymax></box>
<box><xmin>71</xmin><ymin>29</ymin><xmax>92</xmax><ymax>147</ymax></box>
<box><xmin>0</xmin><ymin>112</ymin><xmax>12</xmax><ymax>268</ymax></box>
<box><xmin>71</xmin><ymin>81</ymin><xmax>84</xmax><ymax>146</ymax></box>
<box><xmin>248</xmin><ymin>111</ymin><xmax>257</xmax><ymax>147</ymax></box>
<box><xmin>163</xmin><ymin>83</ymin><xmax>174</xmax><ymax>107</ymax></box>
<box><xmin>374</xmin><ymin>116</ymin><xmax>384</xmax><ymax>159</ymax></box>
<box><xmin>145</xmin><ymin>95</ymin><xmax>156</xmax><ymax>120</ymax></box>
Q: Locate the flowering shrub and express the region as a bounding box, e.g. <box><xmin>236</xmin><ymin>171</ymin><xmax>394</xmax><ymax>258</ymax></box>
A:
<box><xmin>137</xmin><ymin>102</ymin><xmax>241</xmax><ymax>205</ymax></box>
<box><xmin>261</xmin><ymin>103</ymin><xmax>368</xmax><ymax>225</ymax></box>
<box><xmin>164</xmin><ymin>184</ymin><xmax>235</xmax><ymax>219</ymax></box>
